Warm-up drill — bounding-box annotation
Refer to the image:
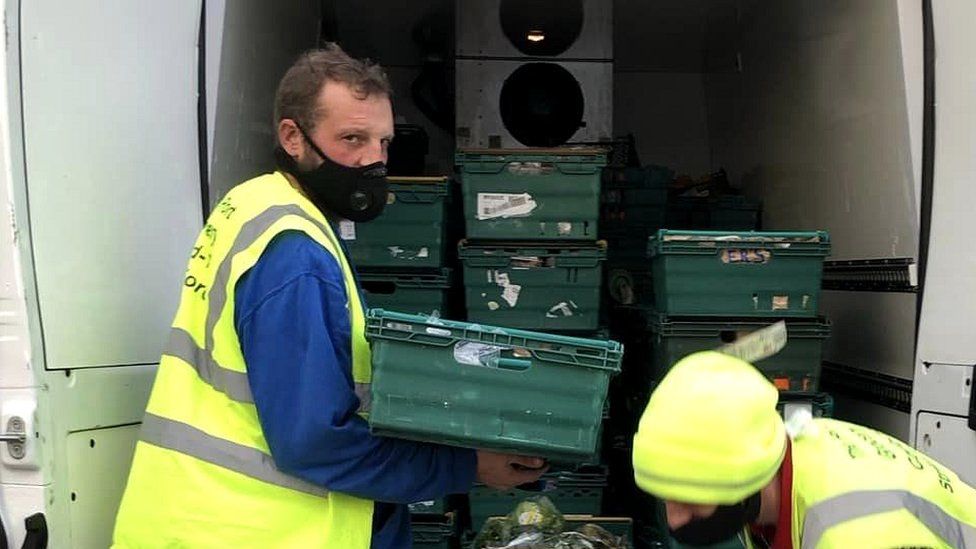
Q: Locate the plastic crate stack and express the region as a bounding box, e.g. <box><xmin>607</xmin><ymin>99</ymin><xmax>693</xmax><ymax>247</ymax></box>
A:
<box><xmin>613</xmin><ymin>229</ymin><xmax>835</xmax><ymax>549</ymax></box>
<box><xmin>601</xmin><ymin>165</ymin><xmax>672</xmax><ymax>308</ymax></box>
<box><xmin>454</xmin><ymin>148</ymin><xmax>616</xmax><ymax>536</ymax></box>
<box><xmin>408</xmin><ymin>497</ymin><xmax>462</xmax><ymax>549</ymax></box>
<box><xmin>339</xmin><ymin>176</ymin><xmax>461</xmax><ymax>319</ymax></box>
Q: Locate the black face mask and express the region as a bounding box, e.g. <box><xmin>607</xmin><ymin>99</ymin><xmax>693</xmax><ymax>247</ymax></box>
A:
<box><xmin>669</xmin><ymin>492</ymin><xmax>762</xmax><ymax>547</ymax></box>
<box><xmin>275</xmin><ymin>123</ymin><xmax>389</xmax><ymax>222</ymax></box>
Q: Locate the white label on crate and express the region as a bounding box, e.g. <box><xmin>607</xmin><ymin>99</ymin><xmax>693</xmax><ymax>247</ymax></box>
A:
<box><xmin>476</xmin><ymin>192</ymin><xmax>538</xmax><ymax>220</ymax></box>
<box><xmin>772</xmin><ymin>295</ymin><xmax>790</xmax><ymax>310</ymax></box>
<box><xmin>493</xmin><ymin>271</ymin><xmax>521</xmax><ymax>307</ymax></box>
<box><xmin>425</xmin><ymin>327</ymin><xmax>452</xmax><ymax>337</ymax></box>
<box><xmin>339</xmin><ymin>220</ymin><xmax>356</xmax><ymax>240</ymax></box>
<box><xmin>501</xmin><ymin>284</ymin><xmax>522</xmax><ymax>307</ymax></box>
<box><xmin>454</xmin><ymin>341</ymin><xmax>504</xmax><ymax>367</ymax></box>
<box><xmin>385</xmin><ymin>322</ymin><xmax>413</xmax><ymax>332</ymax></box>
<box><xmin>388</xmin><ymin>246</ymin><xmax>403</xmax><ymax>257</ymax></box>
<box><xmin>721</xmin><ymin>249</ymin><xmax>771</xmax><ymax>264</ymax></box>
<box><xmin>716</xmin><ymin>320</ymin><xmax>787</xmax><ymax>363</ymax></box>
<box><xmin>417</xmin><ymin>247</ymin><xmax>429</xmax><ymax>258</ymax></box>
<box><xmin>557</xmin><ymin>222</ymin><xmax>573</xmax><ymax>235</ymax></box>
<box><xmin>546</xmin><ymin>301</ymin><xmax>578</xmax><ymax>318</ymax></box>
<box><xmin>506</xmin><ymin>161</ymin><xmax>555</xmax><ymax>176</ymax></box>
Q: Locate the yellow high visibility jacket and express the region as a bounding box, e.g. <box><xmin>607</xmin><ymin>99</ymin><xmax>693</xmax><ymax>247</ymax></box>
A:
<box><xmin>113</xmin><ymin>172</ymin><xmax>374</xmax><ymax>548</ymax></box>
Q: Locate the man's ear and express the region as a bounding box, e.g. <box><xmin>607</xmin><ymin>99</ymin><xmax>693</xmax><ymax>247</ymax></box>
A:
<box><xmin>278</xmin><ymin>119</ymin><xmax>304</xmax><ymax>158</ymax></box>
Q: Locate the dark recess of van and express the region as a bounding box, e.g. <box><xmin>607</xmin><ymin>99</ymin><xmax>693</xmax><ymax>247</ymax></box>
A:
<box><xmin>499</xmin><ymin>63</ymin><xmax>584</xmax><ymax>147</ymax></box>
<box><xmin>499</xmin><ymin>0</ymin><xmax>583</xmax><ymax>56</ymax></box>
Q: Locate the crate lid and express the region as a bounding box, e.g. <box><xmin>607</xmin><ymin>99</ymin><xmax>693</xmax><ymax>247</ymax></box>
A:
<box><xmin>458</xmin><ymin>147</ymin><xmax>607</xmax><ymax>155</ymax></box>
<box><xmin>366</xmin><ymin>309</ymin><xmax>623</xmax><ymax>372</ymax></box>
<box><xmin>358</xmin><ymin>268</ymin><xmax>452</xmax><ymax>286</ymax></box>
<box><xmin>646</xmin><ymin>311</ymin><xmax>832</xmax><ymax>338</ymax></box>
<box><xmin>459</xmin><ymin>239</ymin><xmax>607</xmax><ymax>256</ymax></box>
<box><xmin>387</xmin><ymin>176</ymin><xmax>450</xmax><ymax>184</ymax></box>
<box><xmin>648</xmin><ymin>229</ymin><xmax>830</xmax><ymax>257</ymax></box>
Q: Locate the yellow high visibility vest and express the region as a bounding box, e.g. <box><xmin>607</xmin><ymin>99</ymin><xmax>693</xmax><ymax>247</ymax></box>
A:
<box><xmin>113</xmin><ymin>172</ymin><xmax>374</xmax><ymax>548</ymax></box>
<box><xmin>790</xmin><ymin>418</ymin><xmax>976</xmax><ymax>548</ymax></box>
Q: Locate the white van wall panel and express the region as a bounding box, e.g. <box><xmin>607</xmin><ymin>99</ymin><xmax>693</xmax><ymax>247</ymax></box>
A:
<box><xmin>896</xmin><ymin>0</ymin><xmax>924</xmax><ymax>224</ymax></box>
<box><xmin>20</xmin><ymin>1</ymin><xmax>203</xmax><ymax>369</ymax></box>
<box><xmin>704</xmin><ymin>1</ymin><xmax>919</xmax><ymax>436</ymax></box>
<box><xmin>207</xmin><ymin>0</ymin><xmax>320</xmax><ymax>205</ymax></box>
<box><xmin>820</xmin><ymin>291</ymin><xmax>917</xmax><ymax>381</ymax></box>
<box><xmin>706</xmin><ymin>0</ymin><xmax>918</xmax><ymax>259</ymax></box>
<box><xmin>914</xmin><ymin>0</ymin><xmax>976</xmax><ymax>367</ymax></box>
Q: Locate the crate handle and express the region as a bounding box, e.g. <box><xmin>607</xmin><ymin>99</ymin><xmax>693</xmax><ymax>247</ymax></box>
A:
<box><xmin>497</xmin><ymin>358</ymin><xmax>532</xmax><ymax>371</ymax></box>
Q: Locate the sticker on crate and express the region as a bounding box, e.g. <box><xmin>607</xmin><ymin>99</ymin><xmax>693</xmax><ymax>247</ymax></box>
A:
<box><xmin>338</xmin><ymin>220</ymin><xmax>356</xmax><ymax>240</ymax></box>
<box><xmin>715</xmin><ymin>320</ymin><xmax>787</xmax><ymax>363</ymax></box>
<box><xmin>387</xmin><ymin>246</ymin><xmax>430</xmax><ymax>260</ymax></box>
<box><xmin>453</xmin><ymin>341</ymin><xmax>502</xmax><ymax>367</ymax></box>
<box><xmin>477</xmin><ymin>192</ymin><xmax>538</xmax><ymax>220</ymax></box>
<box><xmin>491</xmin><ymin>271</ymin><xmax>522</xmax><ymax>307</ymax></box>
<box><xmin>546</xmin><ymin>301</ymin><xmax>579</xmax><ymax>318</ymax></box>
<box><xmin>721</xmin><ymin>249</ymin><xmax>771</xmax><ymax>264</ymax></box>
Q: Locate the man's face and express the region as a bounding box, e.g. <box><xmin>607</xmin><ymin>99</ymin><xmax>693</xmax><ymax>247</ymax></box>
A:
<box><xmin>296</xmin><ymin>81</ymin><xmax>394</xmax><ymax>170</ymax></box>
<box><xmin>665</xmin><ymin>500</ymin><xmax>719</xmax><ymax>530</ymax></box>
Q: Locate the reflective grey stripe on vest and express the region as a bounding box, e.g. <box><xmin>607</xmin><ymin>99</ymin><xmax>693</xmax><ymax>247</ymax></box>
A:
<box><xmin>166</xmin><ymin>327</ymin><xmax>253</xmax><ymax>402</ymax></box>
<box><xmin>801</xmin><ymin>489</ymin><xmax>976</xmax><ymax>549</ymax></box>
<box><xmin>140</xmin><ymin>412</ymin><xmax>329</xmax><ymax>498</ymax></box>
<box><xmin>355</xmin><ymin>383</ymin><xmax>372</xmax><ymax>413</ymax></box>
<box><xmin>165</xmin><ymin>204</ymin><xmax>348</xmax><ymax>404</ymax></box>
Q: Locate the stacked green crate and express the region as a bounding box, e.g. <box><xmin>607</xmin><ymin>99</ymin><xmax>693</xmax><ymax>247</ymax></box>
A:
<box><xmin>468</xmin><ymin>465</ymin><xmax>610</xmax><ymax>534</ymax></box>
<box><xmin>601</xmin><ymin>165</ymin><xmax>672</xmax><ymax>307</ymax></box>
<box><xmin>455</xmin><ymin>148</ymin><xmax>617</xmax><ymax>543</ymax></box>
<box><xmin>640</xmin><ymin>229</ymin><xmax>831</xmax><ymax>387</ymax></box>
<box><xmin>412</xmin><ymin>514</ymin><xmax>459</xmax><ymax>549</ymax></box>
<box><xmin>457</xmin><ymin>148</ymin><xmax>608</xmax><ymax>332</ymax></box>
<box><xmin>340</xmin><ymin>176</ymin><xmax>458</xmax><ymax>317</ymax></box>
<box><xmin>360</xmin><ymin>268</ymin><xmax>453</xmax><ymax>317</ymax></box>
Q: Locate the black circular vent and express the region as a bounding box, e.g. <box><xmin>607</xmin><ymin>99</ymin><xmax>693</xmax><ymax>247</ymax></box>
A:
<box><xmin>500</xmin><ymin>63</ymin><xmax>584</xmax><ymax>147</ymax></box>
<box><xmin>499</xmin><ymin>0</ymin><xmax>584</xmax><ymax>57</ymax></box>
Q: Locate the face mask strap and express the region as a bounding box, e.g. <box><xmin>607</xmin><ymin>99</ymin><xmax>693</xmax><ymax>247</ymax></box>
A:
<box><xmin>294</xmin><ymin>121</ymin><xmax>331</xmax><ymax>163</ymax></box>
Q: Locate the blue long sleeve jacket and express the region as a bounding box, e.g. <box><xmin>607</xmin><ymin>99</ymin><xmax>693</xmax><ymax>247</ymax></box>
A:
<box><xmin>234</xmin><ymin>230</ymin><xmax>477</xmax><ymax>548</ymax></box>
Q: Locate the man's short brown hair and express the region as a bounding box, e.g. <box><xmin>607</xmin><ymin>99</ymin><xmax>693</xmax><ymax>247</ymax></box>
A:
<box><xmin>273</xmin><ymin>43</ymin><xmax>392</xmax><ymax>131</ymax></box>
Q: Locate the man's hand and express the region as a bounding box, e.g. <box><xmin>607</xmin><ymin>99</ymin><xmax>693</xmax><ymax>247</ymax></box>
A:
<box><xmin>476</xmin><ymin>450</ymin><xmax>549</xmax><ymax>491</ymax></box>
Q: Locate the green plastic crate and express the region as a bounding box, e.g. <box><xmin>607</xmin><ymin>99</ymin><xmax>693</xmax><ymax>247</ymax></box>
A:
<box><xmin>409</xmin><ymin>498</ymin><xmax>449</xmax><ymax>516</ymax></box>
<box><xmin>564</xmin><ymin>517</ymin><xmax>633</xmax><ymax>546</ymax></box>
<box><xmin>341</xmin><ymin>176</ymin><xmax>449</xmax><ymax>269</ymax></box>
<box><xmin>459</xmin><ymin>240</ymin><xmax>607</xmax><ymax>331</ymax></box>
<box><xmin>360</xmin><ymin>268</ymin><xmax>452</xmax><ymax>317</ymax></box>
<box><xmin>601</xmin><ymin>165</ymin><xmax>671</xmax><ymax>237</ymax></box>
<box><xmin>457</xmin><ymin>148</ymin><xmax>605</xmax><ymax>240</ymax></box>
<box><xmin>648</xmin><ymin>230</ymin><xmax>831</xmax><ymax>317</ymax></box>
<box><xmin>648</xmin><ymin>314</ymin><xmax>831</xmax><ymax>391</ymax></box>
<box><xmin>413</xmin><ymin>520</ymin><xmax>458</xmax><ymax>549</ymax></box>
<box><xmin>707</xmin><ymin>195</ymin><xmax>761</xmax><ymax>231</ymax></box>
<box><xmin>778</xmin><ymin>391</ymin><xmax>834</xmax><ymax>418</ymax></box>
<box><xmin>470</xmin><ymin>466</ymin><xmax>609</xmax><ymax>533</ymax></box>
<box><xmin>366</xmin><ymin>310</ymin><xmax>622</xmax><ymax>463</ymax></box>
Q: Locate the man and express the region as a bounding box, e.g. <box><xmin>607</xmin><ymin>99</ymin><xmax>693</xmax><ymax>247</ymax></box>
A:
<box><xmin>113</xmin><ymin>44</ymin><xmax>545</xmax><ymax>548</ymax></box>
<box><xmin>632</xmin><ymin>351</ymin><xmax>976</xmax><ymax>549</ymax></box>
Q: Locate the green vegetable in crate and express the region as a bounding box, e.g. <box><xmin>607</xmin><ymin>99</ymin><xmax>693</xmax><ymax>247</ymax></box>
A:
<box><xmin>512</xmin><ymin>497</ymin><xmax>565</xmax><ymax>534</ymax></box>
<box><xmin>471</xmin><ymin>496</ymin><xmax>627</xmax><ymax>549</ymax></box>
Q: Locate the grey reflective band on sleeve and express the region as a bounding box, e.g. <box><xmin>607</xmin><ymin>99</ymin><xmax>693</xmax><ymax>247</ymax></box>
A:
<box><xmin>801</xmin><ymin>489</ymin><xmax>976</xmax><ymax>549</ymax></box>
<box><xmin>140</xmin><ymin>412</ymin><xmax>330</xmax><ymax>498</ymax></box>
